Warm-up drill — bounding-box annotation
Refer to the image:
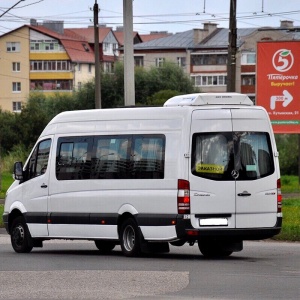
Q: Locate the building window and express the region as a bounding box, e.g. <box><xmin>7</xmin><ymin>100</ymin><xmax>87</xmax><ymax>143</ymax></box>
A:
<box><xmin>177</xmin><ymin>57</ymin><xmax>186</xmax><ymax>67</ymax></box>
<box><xmin>155</xmin><ymin>58</ymin><xmax>165</xmax><ymax>67</ymax></box>
<box><xmin>12</xmin><ymin>82</ymin><xmax>21</xmax><ymax>92</ymax></box>
<box><xmin>134</xmin><ymin>56</ymin><xmax>144</xmax><ymax>67</ymax></box>
<box><xmin>30</xmin><ymin>80</ymin><xmax>73</xmax><ymax>91</ymax></box>
<box><xmin>30</xmin><ymin>60</ymin><xmax>71</xmax><ymax>71</ymax></box>
<box><xmin>12</xmin><ymin>62</ymin><xmax>21</xmax><ymax>72</ymax></box>
<box><xmin>242</xmin><ymin>75</ymin><xmax>256</xmax><ymax>86</ymax></box>
<box><xmin>103</xmin><ymin>43</ymin><xmax>109</xmax><ymax>52</ymax></box>
<box><xmin>103</xmin><ymin>62</ymin><xmax>114</xmax><ymax>73</ymax></box>
<box><xmin>12</xmin><ymin>101</ymin><xmax>22</xmax><ymax>112</ymax></box>
<box><xmin>77</xmin><ymin>63</ymin><xmax>81</xmax><ymax>71</ymax></box>
<box><xmin>6</xmin><ymin>42</ymin><xmax>20</xmax><ymax>52</ymax></box>
<box><xmin>78</xmin><ymin>82</ymin><xmax>82</xmax><ymax>90</ymax></box>
<box><xmin>30</xmin><ymin>39</ymin><xmax>60</xmax><ymax>51</ymax></box>
<box><xmin>191</xmin><ymin>75</ymin><xmax>227</xmax><ymax>86</ymax></box>
<box><xmin>45</xmin><ymin>43</ymin><xmax>54</xmax><ymax>50</ymax></box>
<box><xmin>241</xmin><ymin>53</ymin><xmax>256</xmax><ymax>65</ymax></box>
<box><xmin>88</xmin><ymin>64</ymin><xmax>92</xmax><ymax>73</ymax></box>
<box><xmin>192</xmin><ymin>54</ymin><xmax>227</xmax><ymax>65</ymax></box>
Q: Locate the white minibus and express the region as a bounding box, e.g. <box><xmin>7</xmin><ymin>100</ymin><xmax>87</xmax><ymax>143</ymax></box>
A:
<box><xmin>3</xmin><ymin>93</ymin><xmax>282</xmax><ymax>257</ymax></box>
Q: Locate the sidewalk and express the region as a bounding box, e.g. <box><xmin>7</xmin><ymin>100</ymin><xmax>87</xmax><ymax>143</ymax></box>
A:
<box><xmin>0</xmin><ymin>228</ymin><xmax>7</xmax><ymax>235</ymax></box>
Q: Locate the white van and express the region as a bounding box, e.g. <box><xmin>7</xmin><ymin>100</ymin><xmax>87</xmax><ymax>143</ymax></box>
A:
<box><xmin>3</xmin><ymin>93</ymin><xmax>282</xmax><ymax>257</ymax></box>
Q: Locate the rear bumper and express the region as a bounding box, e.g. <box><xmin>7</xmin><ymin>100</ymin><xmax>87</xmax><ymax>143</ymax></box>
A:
<box><xmin>176</xmin><ymin>216</ymin><xmax>282</xmax><ymax>241</ymax></box>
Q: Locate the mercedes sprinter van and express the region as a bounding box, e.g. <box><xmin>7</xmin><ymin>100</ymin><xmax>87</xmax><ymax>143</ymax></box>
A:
<box><xmin>3</xmin><ymin>93</ymin><xmax>282</xmax><ymax>257</ymax></box>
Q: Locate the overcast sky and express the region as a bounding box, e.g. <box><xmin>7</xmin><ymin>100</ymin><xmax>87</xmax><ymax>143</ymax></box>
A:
<box><xmin>1</xmin><ymin>0</ymin><xmax>300</xmax><ymax>35</ymax></box>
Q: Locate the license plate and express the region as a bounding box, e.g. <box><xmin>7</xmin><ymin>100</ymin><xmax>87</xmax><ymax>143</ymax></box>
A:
<box><xmin>199</xmin><ymin>218</ymin><xmax>228</xmax><ymax>226</ymax></box>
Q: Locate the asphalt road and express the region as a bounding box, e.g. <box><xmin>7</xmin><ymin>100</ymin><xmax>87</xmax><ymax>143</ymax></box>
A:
<box><xmin>0</xmin><ymin>231</ymin><xmax>299</xmax><ymax>300</ymax></box>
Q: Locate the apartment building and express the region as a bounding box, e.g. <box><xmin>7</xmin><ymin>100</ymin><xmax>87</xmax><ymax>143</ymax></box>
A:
<box><xmin>132</xmin><ymin>21</ymin><xmax>300</xmax><ymax>103</ymax></box>
<box><xmin>0</xmin><ymin>21</ymin><xmax>119</xmax><ymax>112</ymax></box>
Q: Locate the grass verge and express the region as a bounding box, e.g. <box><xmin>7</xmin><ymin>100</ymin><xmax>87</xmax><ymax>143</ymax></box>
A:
<box><xmin>281</xmin><ymin>175</ymin><xmax>300</xmax><ymax>193</ymax></box>
<box><xmin>273</xmin><ymin>198</ymin><xmax>300</xmax><ymax>242</ymax></box>
<box><xmin>0</xmin><ymin>171</ymin><xmax>13</xmax><ymax>199</ymax></box>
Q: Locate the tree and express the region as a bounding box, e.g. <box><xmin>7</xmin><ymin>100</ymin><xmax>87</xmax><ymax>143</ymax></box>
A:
<box><xmin>275</xmin><ymin>134</ymin><xmax>299</xmax><ymax>175</ymax></box>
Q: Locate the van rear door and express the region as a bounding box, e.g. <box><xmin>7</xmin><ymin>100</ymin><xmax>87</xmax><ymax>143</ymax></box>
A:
<box><xmin>189</xmin><ymin>109</ymin><xmax>236</xmax><ymax>229</ymax></box>
<box><xmin>231</xmin><ymin>108</ymin><xmax>278</xmax><ymax>228</ymax></box>
<box><xmin>189</xmin><ymin>108</ymin><xmax>278</xmax><ymax>230</ymax></box>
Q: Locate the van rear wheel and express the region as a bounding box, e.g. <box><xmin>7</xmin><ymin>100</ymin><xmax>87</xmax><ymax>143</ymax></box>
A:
<box><xmin>198</xmin><ymin>241</ymin><xmax>233</xmax><ymax>258</ymax></box>
<box><xmin>120</xmin><ymin>218</ymin><xmax>141</xmax><ymax>257</ymax></box>
<box><xmin>11</xmin><ymin>216</ymin><xmax>33</xmax><ymax>253</ymax></box>
<box><xmin>94</xmin><ymin>240</ymin><xmax>116</xmax><ymax>254</ymax></box>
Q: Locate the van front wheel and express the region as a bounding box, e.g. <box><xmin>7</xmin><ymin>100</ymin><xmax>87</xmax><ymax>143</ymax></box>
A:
<box><xmin>120</xmin><ymin>218</ymin><xmax>141</xmax><ymax>257</ymax></box>
<box><xmin>10</xmin><ymin>216</ymin><xmax>33</xmax><ymax>253</ymax></box>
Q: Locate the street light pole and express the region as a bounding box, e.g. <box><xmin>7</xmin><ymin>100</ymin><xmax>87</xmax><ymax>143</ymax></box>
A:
<box><xmin>123</xmin><ymin>0</ymin><xmax>135</xmax><ymax>106</ymax></box>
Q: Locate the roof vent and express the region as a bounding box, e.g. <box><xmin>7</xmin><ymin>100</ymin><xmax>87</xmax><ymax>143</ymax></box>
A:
<box><xmin>164</xmin><ymin>93</ymin><xmax>254</xmax><ymax>106</ymax></box>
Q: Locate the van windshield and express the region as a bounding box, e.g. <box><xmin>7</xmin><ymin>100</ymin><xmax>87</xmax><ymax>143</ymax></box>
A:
<box><xmin>191</xmin><ymin>132</ymin><xmax>274</xmax><ymax>181</ymax></box>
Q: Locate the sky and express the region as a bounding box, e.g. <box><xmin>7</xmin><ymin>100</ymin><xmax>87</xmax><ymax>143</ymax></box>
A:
<box><xmin>0</xmin><ymin>0</ymin><xmax>300</xmax><ymax>35</ymax></box>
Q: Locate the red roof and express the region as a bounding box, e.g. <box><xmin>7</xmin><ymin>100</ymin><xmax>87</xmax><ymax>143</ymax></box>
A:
<box><xmin>67</xmin><ymin>27</ymin><xmax>113</xmax><ymax>43</ymax></box>
<box><xmin>113</xmin><ymin>31</ymin><xmax>142</xmax><ymax>46</ymax></box>
<box><xmin>140</xmin><ymin>33</ymin><xmax>172</xmax><ymax>42</ymax></box>
<box><xmin>60</xmin><ymin>40</ymin><xmax>94</xmax><ymax>63</ymax></box>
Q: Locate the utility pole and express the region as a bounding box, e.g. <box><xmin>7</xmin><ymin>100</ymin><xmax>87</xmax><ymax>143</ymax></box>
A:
<box><xmin>227</xmin><ymin>0</ymin><xmax>237</xmax><ymax>92</ymax></box>
<box><xmin>123</xmin><ymin>0</ymin><xmax>135</xmax><ymax>106</ymax></box>
<box><xmin>94</xmin><ymin>0</ymin><xmax>101</xmax><ymax>109</ymax></box>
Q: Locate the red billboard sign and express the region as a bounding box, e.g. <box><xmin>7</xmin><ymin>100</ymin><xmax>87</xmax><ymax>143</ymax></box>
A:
<box><xmin>257</xmin><ymin>41</ymin><xmax>300</xmax><ymax>133</ymax></box>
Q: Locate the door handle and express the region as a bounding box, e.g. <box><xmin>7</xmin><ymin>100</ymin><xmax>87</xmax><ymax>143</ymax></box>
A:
<box><xmin>238</xmin><ymin>191</ymin><xmax>251</xmax><ymax>197</ymax></box>
<box><xmin>41</xmin><ymin>184</ymin><xmax>48</xmax><ymax>188</ymax></box>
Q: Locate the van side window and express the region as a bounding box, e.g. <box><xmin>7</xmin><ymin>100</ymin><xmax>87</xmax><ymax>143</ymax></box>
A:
<box><xmin>56</xmin><ymin>135</ymin><xmax>165</xmax><ymax>180</ymax></box>
<box><xmin>191</xmin><ymin>132</ymin><xmax>274</xmax><ymax>181</ymax></box>
<box><xmin>56</xmin><ymin>137</ymin><xmax>91</xmax><ymax>180</ymax></box>
<box><xmin>25</xmin><ymin>139</ymin><xmax>51</xmax><ymax>180</ymax></box>
<box><xmin>91</xmin><ymin>136</ymin><xmax>130</xmax><ymax>179</ymax></box>
<box><xmin>132</xmin><ymin>136</ymin><xmax>165</xmax><ymax>179</ymax></box>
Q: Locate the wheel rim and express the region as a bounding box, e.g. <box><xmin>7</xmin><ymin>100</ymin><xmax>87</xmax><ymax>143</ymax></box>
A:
<box><xmin>123</xmin><ymin>225</ymin><xmax>135</xmax><ymax>252</ymax></box>
<box><xmin>12</xmin><ymin>224</ymin><xmax>25</xmax><ymax>248</ymax></box>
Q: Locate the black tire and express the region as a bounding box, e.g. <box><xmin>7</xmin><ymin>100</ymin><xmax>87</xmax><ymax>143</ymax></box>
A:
<box><xmin>120</xmin><ymin>218</ymin><xmax>141</xmax><ymax>257</ymax></box>
<box><xmin>10</xmin><ymin>216</ymin><xmax>33</xmax><ymax>253</ymax></box>
<box><xmin>198</xmin><ymin>242</ymin><xmax>232</xmax><ymax>258</ymax></box>
<box><xmin>94</xmin><ymin>240</ymin><xmax>116</xmax><ymax>254</ymax></box>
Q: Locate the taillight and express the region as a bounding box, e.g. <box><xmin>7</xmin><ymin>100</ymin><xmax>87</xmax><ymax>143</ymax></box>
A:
<box><xmin>277</xmin><ymin>179</ymin><xmax>282</xmax><ymax>213</ymax></box>
<box><xmin>178</xmin><ymin>179</ymin><xmax>190</xmax><ymax>214</ymax></box>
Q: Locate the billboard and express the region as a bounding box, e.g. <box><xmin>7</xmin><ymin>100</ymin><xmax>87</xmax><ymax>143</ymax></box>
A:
<box><xmin>257</xmin><ymin>41</ymin><xmax>300</xmax><ymax>133</ymax></box>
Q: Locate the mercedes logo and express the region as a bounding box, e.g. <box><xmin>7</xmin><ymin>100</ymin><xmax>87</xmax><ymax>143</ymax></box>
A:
<box><xmin>231</xmin><ymin>170</ymin><xmax>239</xmax><ymax>179</ymax></box>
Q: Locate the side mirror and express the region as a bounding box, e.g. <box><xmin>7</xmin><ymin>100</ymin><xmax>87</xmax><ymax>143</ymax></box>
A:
<box><xmin>14</xmin><ymin>161</ymin><xmax>24</xmax><ymax>181</ymax></box>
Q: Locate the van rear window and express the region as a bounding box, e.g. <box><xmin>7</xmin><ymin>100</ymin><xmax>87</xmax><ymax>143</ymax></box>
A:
<box><xmin>191</xmin><ymin>132</ymin><xmax>274</xmax><ymax>181</ymax></box>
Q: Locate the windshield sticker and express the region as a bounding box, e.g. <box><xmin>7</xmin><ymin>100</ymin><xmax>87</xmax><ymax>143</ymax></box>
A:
<box><xmin>196</xmin><ymin>164</ymin><xmax>225</xmax><ymax>174</ymax></box>
<box><xmin>246</xmin><ymin>165</ymin><xmax>257</xmax><ymax>171</ymax></box>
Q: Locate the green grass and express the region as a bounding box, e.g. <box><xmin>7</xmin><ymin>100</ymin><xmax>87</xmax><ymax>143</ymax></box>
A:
<box><xmin>281</xmin><ymin>175</ymin><xmax>300</xmax><ymax>193</ymax></box>
<box><xmin>273</xmin><ymin>198</ymin><xmax>300</xmax><ymax>242</ymax></box>
<box><xmin>0</xmin><ymin>171</ymin><xmax>14</xmax><ymax>199</ymax></box>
